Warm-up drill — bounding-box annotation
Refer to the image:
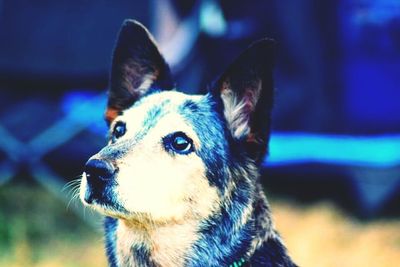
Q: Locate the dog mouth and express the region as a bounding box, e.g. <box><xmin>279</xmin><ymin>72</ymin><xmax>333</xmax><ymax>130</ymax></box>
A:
<box><xmin>80</xmin><ymin>158</ymin><xmax>125</xmax><ymax>212</ymax></box>
<box><xmin>80</xmin><ymin>178</ymin><xmax>153</xmax><ymax>222</ymax></box>
<box><xmin>80</xmin><ymin>172</ymin><xmax>127</xmax><ymax>216</ymax></box>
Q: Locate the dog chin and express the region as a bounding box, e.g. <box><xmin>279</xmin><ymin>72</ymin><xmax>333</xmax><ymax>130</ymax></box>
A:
<box><xmin>92</xmin><ymin>203</ymin><xmax>128</xmax><ymax>219</ymax></box>
<box><xmin>80</xmin><ymin>195</ymin><xmax>147</xmax><ymax>222</ymax></box>
<box><xmin>83</xmin><ymin>196</ymin><xmax>130</xmax><ymax>219</ymax></box>
<box><xmin>92</xmin><ymin>203</ymin><xmax>159</xmax><ymax>226</ymax></box>
<box><xmin>80</xmin><ymin>183</ymin><xmax>126</xmax><ymax>218</ymax></box>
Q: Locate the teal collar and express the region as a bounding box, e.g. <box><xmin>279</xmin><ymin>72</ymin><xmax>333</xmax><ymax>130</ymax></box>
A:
<box><xmin>229</xmin><ymin>257</ymin><xmax>246</xmax><ymax>267</ymax></box>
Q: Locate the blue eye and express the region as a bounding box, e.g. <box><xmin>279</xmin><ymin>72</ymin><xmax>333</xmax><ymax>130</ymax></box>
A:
<box><xmin>164</xmin><ymin>132</ymin><xmax>194</xmax><ymax>155</ymax></box>
<box><xmin>113</xmin><ymin>121</ymin><xmax>126</xmax><ymax>139</ymax></box>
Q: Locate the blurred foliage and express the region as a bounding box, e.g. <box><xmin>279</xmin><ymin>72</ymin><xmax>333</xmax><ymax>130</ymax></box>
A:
<box><xmin>0</xmin><ymin>182</ymin><xmax>107</xmax><ymax>267</ymax></box>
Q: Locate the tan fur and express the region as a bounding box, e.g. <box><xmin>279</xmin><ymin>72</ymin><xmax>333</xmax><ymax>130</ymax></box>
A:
<box><xmin>105</xmin><ymin>107</ymin><xmax>120</xmax><ymax>123</ymax></box>
<box><xmin>116</xmin><ymin>219</ymin><xmax>199</xmax><ymax>267</ymax></box>
<box><xmin>116</xmin><ymin>222</ymin><xmax>148</xmax><ymax>266</ymax></box>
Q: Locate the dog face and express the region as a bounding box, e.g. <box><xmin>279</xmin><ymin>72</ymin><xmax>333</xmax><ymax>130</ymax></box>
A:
<box><xmin>80</xmin><ymin>20</ymin><xmax>274</xmax><ymax>224</ymax></box>
<box><xmin>81</xmin><ymin>91</ymin><xmax>223</xmax><ymax>222</ymax></box>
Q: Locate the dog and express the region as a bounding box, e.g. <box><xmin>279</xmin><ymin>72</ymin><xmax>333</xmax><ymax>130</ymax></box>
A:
<box><xmin>79</xmin><ymin>19</ymin><xmax>296</xmax><ymax>267</ymax></box>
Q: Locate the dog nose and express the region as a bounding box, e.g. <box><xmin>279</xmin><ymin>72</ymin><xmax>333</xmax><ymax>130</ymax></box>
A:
<box><xmin>84</xmin><ymin>159</ymin><xmax>115</xmax><ymax>182</ymax></box>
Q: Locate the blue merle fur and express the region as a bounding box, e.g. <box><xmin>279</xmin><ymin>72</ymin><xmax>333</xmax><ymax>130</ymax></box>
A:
<box><xmin>102</xmin><ymin>93</ymin><xmax>296</xmax><ymax>266</ymax></box>
<box><xmin>99</xmin><ymin>19</ymin><xmax>296</xmax><ymax>267</ymax></box>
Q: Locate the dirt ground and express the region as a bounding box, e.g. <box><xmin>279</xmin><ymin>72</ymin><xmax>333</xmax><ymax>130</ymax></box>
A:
<box><xmin>0</xmin><ymin>184</ymin><xmax>399</xmax><ymax>267</ymax></box>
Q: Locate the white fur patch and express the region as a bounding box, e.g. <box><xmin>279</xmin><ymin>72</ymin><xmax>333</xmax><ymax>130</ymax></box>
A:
<box><xmin>137</xmin><ymin>74</ymin><xmax>156</xmax><ymax>95</ymax></box>
<box><xmin>79</xmin><ymin>173</ymin><xmax>88</xmax><ymax>203</ymax></box>
<box><xmin>114</xmin><ymin>111</ymin><xmax>217</xmax><ymax>221</ymax></box>
<box><xmin>220</xmin><ymin>80</ymin><xmax>262</xmax><ymax>139</ymax></box>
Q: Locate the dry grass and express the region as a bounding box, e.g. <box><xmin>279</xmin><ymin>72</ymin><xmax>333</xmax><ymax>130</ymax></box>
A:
<box><xmin>272</xmin><ymin>200</ymin><xmax>400</xmax><ymax>267</ymax></box>
<box><xmin>0</xmin><ymin>238</ymin><xmax>107</xmax><ymax>267</ymax></box>
<box><xmin>0</xmin><ymin>184</ymin><xmax>399</xmax><ymax>266</ymax></box>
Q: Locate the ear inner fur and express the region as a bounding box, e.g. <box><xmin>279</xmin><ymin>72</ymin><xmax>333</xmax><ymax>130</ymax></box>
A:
<box><xmin>212</xmin><ymin>39</ymin><xmax>275</xmax><ymax>162</ymax></box>
<box><xmin>220</xmin><ymin>79</ymin><xmax>262</xmax><ymax>139</ymax></box>
<box><xmin>107</xmin><ymin>19</ymin><xmax>174</xmax><ymax>115</ymax></box>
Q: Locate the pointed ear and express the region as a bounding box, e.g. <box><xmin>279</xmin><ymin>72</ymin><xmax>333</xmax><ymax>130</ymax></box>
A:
<box><xmin>211</xmin><ymin>39</ymin><xmax>275</xmax><ymax>162</ymax></box>
<box><xmin>106</xmin><ymin>20</ymin><xmax>174</xmax><ymax>123</ymax></box>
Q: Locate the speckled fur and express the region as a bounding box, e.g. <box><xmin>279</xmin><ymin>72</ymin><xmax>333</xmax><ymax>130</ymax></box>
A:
<box><xmin>80</xmin><ymin>20</ymin><xmax>296</xmax><ymax>267</ymax></box>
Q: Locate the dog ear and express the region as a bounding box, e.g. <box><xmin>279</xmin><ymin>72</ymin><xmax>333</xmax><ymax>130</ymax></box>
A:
<box><xmin>106</xmin><ymin>20</ymin><xmax>174</xmax><ymax>123</ymax></box>
<box><xmin>211</xmin><ymin>39</ymin><xmax>275</xmax><ymax>162</ymax></box>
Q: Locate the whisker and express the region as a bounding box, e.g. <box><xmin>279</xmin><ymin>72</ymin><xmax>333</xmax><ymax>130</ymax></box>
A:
<box><xmin>62</xmin><ymin>177</ymin><xmax>82</xmax><ymax>192</ymax></box>
<box><xmin>66</xmin><ymin>187</ymin><xmax>81</xmax><ymax>210</ymax></box>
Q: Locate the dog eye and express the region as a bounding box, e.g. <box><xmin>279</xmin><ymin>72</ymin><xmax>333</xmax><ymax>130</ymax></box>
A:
<box><xmin>163</xmin><ymin>132</ymin><xmax>194</xmax><ymax>155</ymax></box>
<box><xmin>113</xmin><ymin>121</ymin><xmax>126</xmax><ymax>139</ymax></box>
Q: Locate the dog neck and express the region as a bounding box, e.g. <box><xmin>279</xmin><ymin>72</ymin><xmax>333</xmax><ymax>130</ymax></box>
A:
<box><xmin>111</xmin><ymin>186</ymin><xmax>273</xmax><ymax>267</ymax></box>
<box><xmin>114</xmin><ymin>217</ymin><xmax>261</xmax><ymax>267</ymax></box>
<box><xmin>115</xmin><ymin>218</ymin><xmax>199</xmax><ymax>267</ymax></box>
<box><xmin>186</xmin><ymin>183</ymin><xmax>274</xmax><ymax>266</ymax></box>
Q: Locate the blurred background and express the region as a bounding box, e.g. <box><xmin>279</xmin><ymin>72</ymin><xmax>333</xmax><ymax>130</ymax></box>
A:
<box><xmin>0</xmin><ymin>0</ymin><xmax>399</xmax><ymax>266</ymax></box>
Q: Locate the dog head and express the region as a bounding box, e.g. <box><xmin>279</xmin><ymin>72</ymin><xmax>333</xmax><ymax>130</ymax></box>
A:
<box><xmin>80</xmin><ymin>20</ymin><xmax>275</xmax><ymax>224</ymax></box>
